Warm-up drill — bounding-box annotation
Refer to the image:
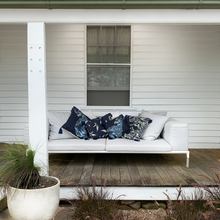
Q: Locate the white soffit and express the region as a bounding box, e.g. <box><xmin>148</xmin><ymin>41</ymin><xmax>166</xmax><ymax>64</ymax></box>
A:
<box><xmin>0</xmin><ymin>9</ymin><xmax>220</xmax><ymax>24</ymax></box>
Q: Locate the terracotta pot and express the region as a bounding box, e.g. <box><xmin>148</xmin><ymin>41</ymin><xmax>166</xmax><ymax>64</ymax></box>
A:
<box><xmin>7</xmin><ymin>176</ymin><xmax>60</xmax><ymax>220</ymax></box>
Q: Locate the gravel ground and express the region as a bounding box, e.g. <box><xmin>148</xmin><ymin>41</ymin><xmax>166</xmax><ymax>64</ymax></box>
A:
<box><xmin>0</xmin><ymin>206</ymin><xmax>167</xmax><ymax>220</ymax></box>
<box><xmin>54</xmin><ymin>207</ymin><xmax>167</xmax><ymax>220</ymax></box>
<box><xmin>119</xmin><ymin>208</ymin><xmax>167</xmax><ymax>220</ymax></box>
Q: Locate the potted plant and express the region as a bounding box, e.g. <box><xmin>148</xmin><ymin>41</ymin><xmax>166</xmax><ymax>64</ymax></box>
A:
<box><xmin>0</xmin><ymin>143</ymin><xmax>60</xmax><ymax>220</ymax></box>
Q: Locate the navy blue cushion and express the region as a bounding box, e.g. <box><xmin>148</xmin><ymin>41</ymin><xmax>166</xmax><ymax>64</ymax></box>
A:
<box><xmin>59</xmin><ymin>106</ymin><xmax>90</xmax><ymax>140</ymax></box>
<box><xmin>103</xmin><ymin>114</ymin><xmax>129</xmax><ymax>139</ymax></box>
<box><xmin>101</xmin><ymin>113</ymin><xmax>112</xmax><ymax>125</ymax></box>
<box><xmin>122</xmin><ymin>115</ymin><xmax>152</xmax><ymax>141</ymax></box>
<box><xmin>85</xmin><ymin>118</ymin><xmax>108</xmax><ymax>140</ymax></box>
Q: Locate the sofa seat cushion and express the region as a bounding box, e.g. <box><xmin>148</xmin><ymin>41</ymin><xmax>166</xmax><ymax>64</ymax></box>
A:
<box><xmin>106</xmin><ymin>138</ymin><xmax>171</xmax><ymax>152</ymax></box>
<box><xmin>48</xmin><ymin>139</ymin><xmax>106</xmax><ymax>151</ymax></box>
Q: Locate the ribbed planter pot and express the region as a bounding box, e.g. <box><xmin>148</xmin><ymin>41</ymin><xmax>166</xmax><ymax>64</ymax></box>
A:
<box><xmin>7</xmin><ymin>176</ymin><xmax>60</xmax><ymax>220</ymax></box>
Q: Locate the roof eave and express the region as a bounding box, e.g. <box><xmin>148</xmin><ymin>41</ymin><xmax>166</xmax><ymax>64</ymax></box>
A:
<box><xmin>0</xmin><ymin>1</ymin><xmax>220</xmax><ymax>9</ymax></box>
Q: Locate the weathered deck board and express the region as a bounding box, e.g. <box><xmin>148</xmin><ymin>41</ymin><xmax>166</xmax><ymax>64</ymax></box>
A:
<box><xmin>59</xmin><ymin>154</ymin><xmax>79</xmax><ymax>184</ymax></box>
<box><xmin>141</xmin><ymin>155</ymin><xmax>164</xmax><ymax>186</ymax></box>
<box><xmin>126</xmin><ymin>155</ymin><xmax>142</xmax><ymax>186</ymax></box>
<box><xmin>110</xmin><ymin>155</ymin><xmax>121</xmax><ymax>185</ymax></box>
<box><xmin>118</xmin><ymin>154</ymin><xmax>132</xmax><ymax>186</ymax></box>
<box><xmin>101</xmin><ymin>154</ymin><xmax>111</xmax><ymax>185</ymax></box>
<box><xmin>49</xmin><ymin>150</ymin><xmax>220</xmax><ymax>187</ymax></box>
<box><xmin>91</xmin><ymin>154</ymin><xmax>103</xmax><ymax>185</ymax></box>
<box><xmin>68</xmin><ymin>154</ymin><xmax>87</xmax><ymax>185</ymax></box>
<box><xmin>133</xmin><ymin>155</ymin><xmax>151</xmax><ymax>185</ymax></box>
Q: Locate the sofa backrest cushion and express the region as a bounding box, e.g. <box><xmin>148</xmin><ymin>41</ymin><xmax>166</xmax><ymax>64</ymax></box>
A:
<box><xmin>48</xmin><ymin>111</ymin><xmax>75</xmax><ymax>140</ymax></box>
<box><xmin>140</xmin><ymin>111</ymin><xmax>169</xmax><ymax>141</ymax></box>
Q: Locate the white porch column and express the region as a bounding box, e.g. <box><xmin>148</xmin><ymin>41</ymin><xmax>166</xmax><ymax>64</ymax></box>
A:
<box><xmin>27</xmin><ymin>22</ymin><xmax>48</xmax><ymax>171</ymax></box>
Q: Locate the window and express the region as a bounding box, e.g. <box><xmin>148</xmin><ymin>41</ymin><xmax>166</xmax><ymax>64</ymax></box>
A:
<box><xmin>87</xmin><ymin>26</ymin><xmax>131</xmax><ymax>106</ymax></box>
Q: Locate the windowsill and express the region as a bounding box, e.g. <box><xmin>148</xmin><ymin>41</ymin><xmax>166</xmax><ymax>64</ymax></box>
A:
<box><xmin>81</xmin><ymin>106</ymin><xmax>137</xmax><ymax>110</ymax></box>
<box><xmin>87</xmin><ymin>86</ymin><xmax>129</xmax><ymax>91</ymax></box>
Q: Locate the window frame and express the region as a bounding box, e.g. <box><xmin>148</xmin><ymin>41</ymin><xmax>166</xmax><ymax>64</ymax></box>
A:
<box><xmin>85</xmin><ymin>24</ymin><xmax>132</xmax><ymax>107</ymax></box>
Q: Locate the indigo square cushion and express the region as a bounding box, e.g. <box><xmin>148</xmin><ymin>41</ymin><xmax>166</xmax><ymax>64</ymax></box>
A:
<box><xmin>101</xmin><ymin>113</ymin><xmax>112</xmax><ymax>125</ymax></box>
<box><xmin>59</xmin><ymin>106</ymin><xmax>90</xmax><ymax>140</ymax></box>
<box><xmin>85</xmin><ymin>118</ymin><xmax>108</xmax><ymax>140</ymax></box>
<box><xmin>103</xmin><ymin>114</ymin><xmax>129</xmax><ymax>139</ymax></box>
<box><xmin>122</xmin><ymin>116</ymin><xmax>152</xmax><ymax>141</ymax></box>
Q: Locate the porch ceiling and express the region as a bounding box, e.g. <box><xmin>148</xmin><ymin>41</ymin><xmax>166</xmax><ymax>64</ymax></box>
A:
<box><xmin>0</xmin><ymin>0</ymin><xmax>219</xmax><ymax>10</ymax></box>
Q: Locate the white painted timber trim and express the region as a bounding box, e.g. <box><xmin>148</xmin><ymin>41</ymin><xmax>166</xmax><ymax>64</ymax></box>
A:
<box><xmin>60</xmin><ymin>186</ymin><xmax>208</xmax><ymax>201</ymax></box>
<box><xmin>28</xmin><ymin>22</ymin><xmax>49</xmax><ymax>170</ymax></box>
<box><xmin>1</xmin><ymin>9</ymin><xmax>220</xmax><ymax>24</ymax></box>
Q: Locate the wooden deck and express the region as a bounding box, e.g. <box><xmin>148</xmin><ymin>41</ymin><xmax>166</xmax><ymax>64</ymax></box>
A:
<box><xmin>49</xmin><ymin>149</ymin><xmax>220</xmax><ymax>187</ymax></box>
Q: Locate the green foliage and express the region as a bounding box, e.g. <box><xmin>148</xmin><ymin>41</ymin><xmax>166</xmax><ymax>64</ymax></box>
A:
<box><xmin>0</xmin><ymin>143</ymin><xmax>41</xmax><ymax>195</ymax></box>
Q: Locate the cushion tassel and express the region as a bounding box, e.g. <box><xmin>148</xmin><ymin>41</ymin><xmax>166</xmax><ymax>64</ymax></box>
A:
<box><xmin>58</xmin><ymin>128</ymin><xmax>63</xmax><ymax>134</ymax></box>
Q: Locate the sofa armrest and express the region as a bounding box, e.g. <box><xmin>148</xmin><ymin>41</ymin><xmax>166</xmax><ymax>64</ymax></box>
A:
<box><xmin>162</xmin><ymin>118</ymin><xmax>188</xmax><ymax>151</ymax></box>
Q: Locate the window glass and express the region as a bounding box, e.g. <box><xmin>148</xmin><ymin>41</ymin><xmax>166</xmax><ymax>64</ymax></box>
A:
<box><xmin>87</xmin><ymin>26</ymin><xmax>131</xmax><ymax>106</ymax></box>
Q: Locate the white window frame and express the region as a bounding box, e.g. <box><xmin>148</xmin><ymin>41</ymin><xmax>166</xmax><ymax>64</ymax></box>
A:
<box><xmin>85</xmin><ymin>24</ymin><xmax>133</xmax><ymax>107</ymax></box>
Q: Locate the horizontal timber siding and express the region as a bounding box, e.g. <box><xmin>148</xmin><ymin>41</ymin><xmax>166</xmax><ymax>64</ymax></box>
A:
<box><xmin>46</xmin><ymin>24</ymin><xmax>86</xmax><ymax>111</ymax></box>
<box><xmin>132</xmin><ymin>24</ymin><xmax>220</xmax><ymax>149</ymax></box>
<box><xmin>0</xmin><ymin>25</ymin><xmax>28</xmax><ymax>142</ymax></box>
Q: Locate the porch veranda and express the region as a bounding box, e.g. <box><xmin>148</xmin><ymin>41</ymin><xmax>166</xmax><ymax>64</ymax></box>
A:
<box><xmin>50</xmin><ymin>149</ymin><xmax>220</xmax><ymax>187</ymax></box>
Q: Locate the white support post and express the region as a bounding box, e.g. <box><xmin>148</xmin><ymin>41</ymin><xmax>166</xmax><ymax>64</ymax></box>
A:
<box><xmin>27</xmin><ymin>22</ymin><xmax>48</xmax><ymax>172</ymax></box>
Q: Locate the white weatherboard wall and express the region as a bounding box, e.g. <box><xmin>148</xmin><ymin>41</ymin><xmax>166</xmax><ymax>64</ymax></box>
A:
<box><xmin>0</xmin><ymin>25</ymin><xmax>28</xmax><ymax>142</ymax></box>
<box><xmin>46</xmin><ymin>24</ymin><xmax>86</xmax><ymax>111</ymax></box>
<box><xmin>132</xmin><ymin>24</ymin><xmax>220</xmax><ymax>149</ymax></box>
<box><xmin>0</xmin><ymin>24</ymin><xmax>220</xmax><ymax>149</ymax></box>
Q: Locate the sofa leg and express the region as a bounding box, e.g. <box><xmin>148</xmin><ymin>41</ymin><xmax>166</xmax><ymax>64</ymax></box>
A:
<box><xmin>186</xmin><ymin>151</ymin><xmax>190</xmax><ymax>168</ymax></box>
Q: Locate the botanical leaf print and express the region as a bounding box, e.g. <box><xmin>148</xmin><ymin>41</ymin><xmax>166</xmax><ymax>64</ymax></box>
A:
<box><xmin>103</xmin><ymin>114</ymin><xmax>129</xmax><ymax>139</ymax></box>
<box><xmin>60</xmin><ymin>106</ymin><xmax>90</xmax><ymax>140</ymax></box>
<box><xmin>122</xmin><ymin>116</ymin><xmax>152</xmax><ymax>141</ymax></box>
<box><xmin>85</xmin><ymin>118</ymin><xmax>108</xmax><ymax>140</ymax></box>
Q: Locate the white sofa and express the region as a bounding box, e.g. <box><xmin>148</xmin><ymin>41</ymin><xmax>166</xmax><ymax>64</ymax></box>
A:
<box><xmin>24</xmin><ymin>112</ymin><xmax>189</xmax><ymax>168</ymax></box>
<box><xmin>46</xmin><ymin>118</ymin><xmax>189</xmax><ymax>168</ymax></box>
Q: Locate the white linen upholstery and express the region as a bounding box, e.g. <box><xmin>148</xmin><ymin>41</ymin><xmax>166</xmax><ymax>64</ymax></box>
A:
<box><xmin>106</xmin><ymin>138</ymin><xmax>171</xmax><ymax>152</ymax></box>
<box><xmin>162</xmin><ymin>119</ymin><xmax>188</xmax><ymax>151</ymax></box>
<box><xmin>140</xmin><ymin>111</ymin><xmax>169</xmax><ymax>141</ymax></box>
<box><xmin>48</xmin><ymin>139</ymin><xmax>106</xmax><ymax>151</ymax></box>
<box><xmin>48</xmin><ymin>111</ymin><xmax>74</xmax><ymax>140</ymax></box>
<box><xmin>85</xmin><ymin>110</ymin><xmax>96</xmax><ymax>119</ymax></box>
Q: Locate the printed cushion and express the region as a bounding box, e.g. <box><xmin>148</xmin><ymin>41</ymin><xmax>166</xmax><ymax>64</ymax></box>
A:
<box><xmin>59</xmin><ymin>106</ymin><xmax>90</xmax><ymax>140</ymax></box>
<box><xmin>103</xmin><ymin>114</ymin><xmax>129</xmax><ymax>139</ymax></box>
<box><xmin>85</xmin><ymin>118</ymin><xmax>108</xmax><ymax>140</ymax></box>
<box><xmin>122</xmin><ymin>116</ymin><xmax>152</xmax><ymax>141</ymax></box>
<box><xmin>101</xmin><ymin>113</ymin><xmax>112</xmax><ymax>125</ymax></box>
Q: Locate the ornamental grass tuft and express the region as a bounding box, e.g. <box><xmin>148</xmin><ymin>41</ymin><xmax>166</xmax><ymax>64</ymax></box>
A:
<box><xmin>164</xmin><ymin>184</ymin><xmax>218</xmax><ymax>220</ymax></box>
<box><xmin>0</xmin><ymin>142</ymin><xmax>41</xmax><ymax>196</ymax></box>
<box><xmin>54</xmin><ymin>174</ymin><xmax>136</xmax><ymax>220</ymax></box>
